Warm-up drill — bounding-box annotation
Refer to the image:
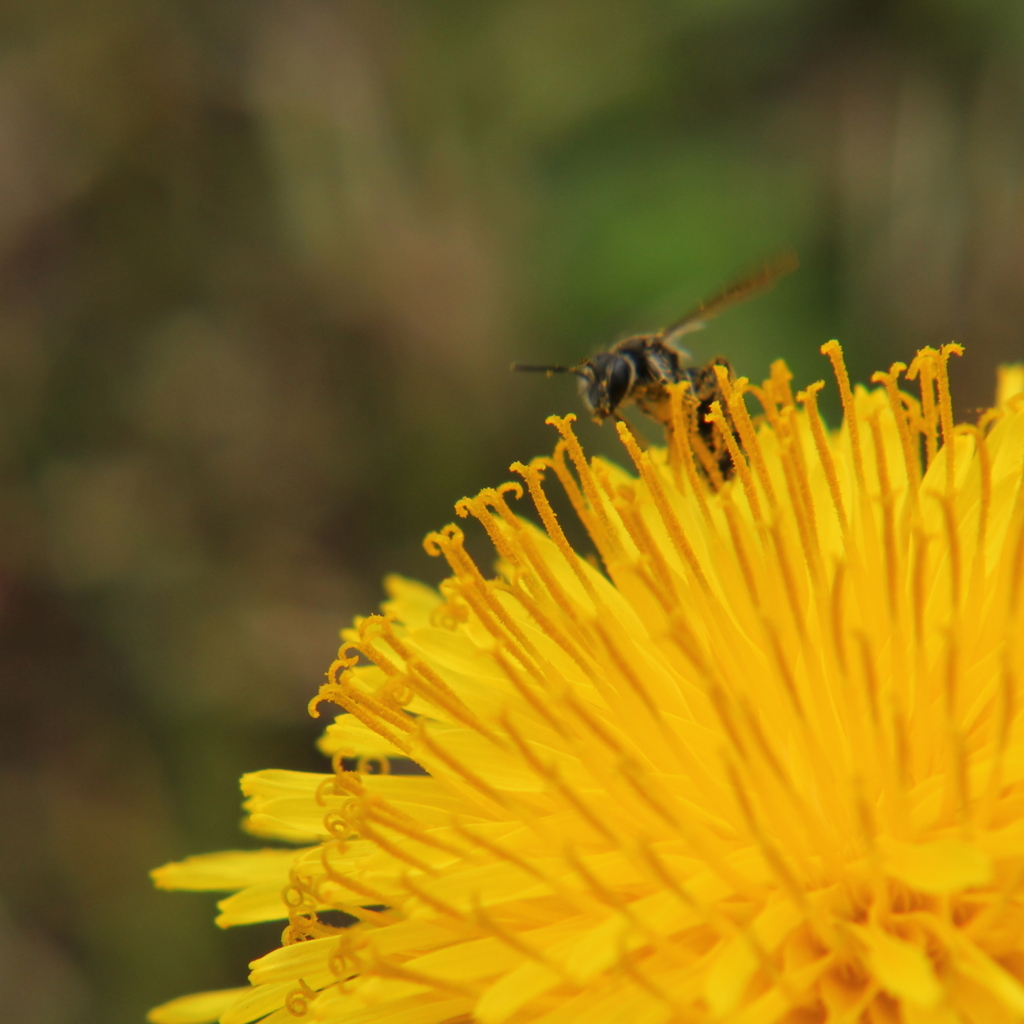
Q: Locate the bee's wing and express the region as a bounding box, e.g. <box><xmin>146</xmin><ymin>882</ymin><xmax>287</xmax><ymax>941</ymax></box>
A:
<box><xmin>661</xmin><ymin>250</ymin><xmax>798</xmax><ymax>348</ymax></box>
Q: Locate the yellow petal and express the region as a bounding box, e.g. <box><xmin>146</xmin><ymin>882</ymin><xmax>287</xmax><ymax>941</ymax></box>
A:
<box><xmin>418</xmin><ymin>723</ymin><xmax>549</xmax><ymax>792</ymax></box>
<box><xmin>219</xmin><ymin>981</ymin><xmax>294</xmax><ymax>1024</ymax></box>
<box><xmin>399</xmin><ymin>936</ymin><xmax>522</xmax><ymax>982</ymax></box>
<box><xmin>562</xmin><ymin>896</ymin><xmax>699</xmax><ymax>985</ymax></box>
<box><xmin>366</xmin><ymin>918</ymin><xmax>493</xmax><ymax>958</ymax></box>
<box><xmin>214</xmin><ymin>885</ymin><xmax>293</xmax><ymax>927</ymax></box>
<box><xmin>849</xmin><ymin>923</ymin><xmax>943</xmax><ymax>1007</ymax></box>
<box><xmin>381</xmin><ymin>574</ymin><xmax>443</xmax><ymax>630</ymax></box>
<box><xmin>242</xmin><ymin>807</ymin><xmax>327</xmax><ymax>843</ymax></box>
<box><xmin>240</xmin><ymin>769</ymin><xmax>330</xmax><ymax>798</ymax></box>
<box><xmin>150</xmin><ymin>848</ymin><xmax>307</xmax><ymax>892</ymax></box>
<box><xmin>315</xmin><ymin>991</ymin><xmax>473</xmax><ymax>1024</ymax></box>
<box><xmin>248</xmin><ymin>934</ymin><xmax>342</xmax><ymax>985</ymax></box>
<box><xmin>240</xmin><ymin>770</ymin><xmax>333</xmax><ymax>841</ymax></box>
<box><xmin>705</xmin><ymin>899</ymin><xmax>802</xmax><ymax>1015</ymax></box>
<box><xmin>878</xmin><ymin>837</ymin><xmax>992</xmax><ymax>894</ymax></box>
<box><xmin>986</xmin><ymin>407</ymin><xmax>1024</xmax><ymax>501</ymax></box>
<box><xmin>950</xmin><ymin>935</ymin><xmax>1024</xmax><ymax>1014</ymax></box>
<box><xmin>948</xmin><ymin>968</ymin><xmax>1020</xmax><ymax>1024</ymax></box>
<box><xmin>317</xmin><ymin>713</ymin><xmax>408</xmax><ymax>757</ymax></box>
<box><xmin>996</xmin><ymin>364</ymin><xmax>1024</xmax><ymax>407</ymax></box>
<box><xmin>730</xmin><ymin>987</ymin><xmax>791</xmax><ymax>1024</ymax></box>
<box><xmin>901</xmin><ymin>1002</ymin><xmax>962</xmax><ymax>1024</ymax></box>
<box><xmin>474</xmin><ymin>959</ymin><xmax>563</xmax><ymax>1024</ymax></box>
<box><xmin>146</xmin><ymin>988</ymin><xmax>249</xmax><ymax>1024</ymax></box>
<box><xmin>730</xmin><ymin>953</ymin><xmax>834</xmax><ymax>1024</ymax></box>
<box><xmin>361</xmin><ymin>773</ymin><xmax>485</xmax><ymax>821</ymax></box>
<box><xmin>974</xmin><ymin>820</ymin><xmax>1024</xmax><ymax>860</ymax></box>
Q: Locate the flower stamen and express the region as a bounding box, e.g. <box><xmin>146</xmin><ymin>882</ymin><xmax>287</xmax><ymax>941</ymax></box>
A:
<box><xmin>666</xmin><ymin>381</ymin><xmax>714</xmax><ymax>527</ymax></box>
<box><xmin>546</xmin><ymin>414</ymin><xmax>623</xmax><ymax>559</ymax></box>
<box><xmin>907</xmin><ymin>348</ymin><xmax>940</xmax><ymax>469</ymax></box>
<box><xmin>822</xmin><ymin>341</ymin><xmax>866</xmax><ymax>491</ymax></box>
<box><xmin>872</xmin><ymin>363</ymin><xmax>921</xmax><ymax>522</ymax></box>
<box><xmin>615</xmin><ymin>422</ymin><xmax>712</xmax><ymax>597</ymax></box>
<box><xmin>510</xmin><ymin>460</ymin><xmax>600</xmax><ymax>606</ymax></box>
<box><xmin>718</xmin><ymin>368</ymin><xmax>778</xmax><ymax>511</ymax></box>
<box><xmin>706</xmin><ymin>399</ymin><xmax>764</xmax><ymax>526</ymax></box>
<box><xmin>798</xmin><ymin>380</ymin><xmax>850</xmax><ymax>537</ymax></box>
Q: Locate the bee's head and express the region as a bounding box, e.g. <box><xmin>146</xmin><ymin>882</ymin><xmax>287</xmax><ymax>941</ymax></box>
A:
<box><xmin>577</xmin><ymin>353</ymin><xmax>636</xmax><ymax>422</ymax></box>
<box><xmin>510</xmin><ymin>353</ymin><xmax>635</xmax><ymax>424</ymax></box>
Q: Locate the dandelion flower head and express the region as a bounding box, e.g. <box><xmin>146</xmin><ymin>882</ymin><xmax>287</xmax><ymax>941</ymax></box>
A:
<box><xmin>151</xmin><ymin>344</ymin><xmax>1024</xmax><ymax>1024</ymax></box>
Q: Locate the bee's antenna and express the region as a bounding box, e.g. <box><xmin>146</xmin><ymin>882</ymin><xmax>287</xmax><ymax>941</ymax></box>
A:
<box><xmin>511</xmin><ymin>363</ymin><xmax>577</xmax><ymax>376</ymax></box>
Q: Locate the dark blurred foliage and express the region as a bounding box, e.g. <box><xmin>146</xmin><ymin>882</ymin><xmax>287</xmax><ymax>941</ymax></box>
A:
<box><xmin>0</xmin><ymin>1</ymin><xmax>1022</xmax><ymax>1021</ymax></box>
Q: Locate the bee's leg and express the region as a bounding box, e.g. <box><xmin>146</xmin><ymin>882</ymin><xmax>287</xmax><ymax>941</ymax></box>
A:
<box><xmin>612</xmin><ymin>412</ymin><xmax>649</xmax><ymax>451</ymax></box>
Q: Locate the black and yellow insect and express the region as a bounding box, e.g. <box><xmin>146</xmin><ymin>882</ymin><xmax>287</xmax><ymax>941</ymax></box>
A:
<box><xmin>513</xmin><ymin>252</ymin><xmax>797</xmax><ymax>478</ymax></box>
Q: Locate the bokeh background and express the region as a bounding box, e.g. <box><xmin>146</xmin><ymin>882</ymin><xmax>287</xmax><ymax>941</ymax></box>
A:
<box><xmin>1</xmin><ymin>1</ymin><xmax>1023</xmax><ymax>1021</ymax></box>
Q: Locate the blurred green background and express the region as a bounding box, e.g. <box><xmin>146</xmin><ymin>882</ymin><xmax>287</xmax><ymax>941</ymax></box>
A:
<box><xmin>1</xmin><ymin>1</ymin><xmax>1023</xmax><ymax>1021</ymax></box>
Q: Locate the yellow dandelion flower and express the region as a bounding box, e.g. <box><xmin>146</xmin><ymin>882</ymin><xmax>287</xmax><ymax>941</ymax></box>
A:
<box><xmin>151</xmin><ymin>343</ymin><xmax>1024</xmax><ymax>1024</ymax></box>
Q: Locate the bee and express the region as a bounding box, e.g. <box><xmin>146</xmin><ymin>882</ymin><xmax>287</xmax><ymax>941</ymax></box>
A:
<box><xmin>512</xmin><ymin>252</ymin><xmax>797</xmax><ymax>478</ymax></box>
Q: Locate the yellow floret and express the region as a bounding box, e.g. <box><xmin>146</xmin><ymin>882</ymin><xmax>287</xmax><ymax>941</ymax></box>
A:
<box><xmin>151</xmin><ymin>344</ymin><xmax>1024</xmax><ymax>1024</ymax></box>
